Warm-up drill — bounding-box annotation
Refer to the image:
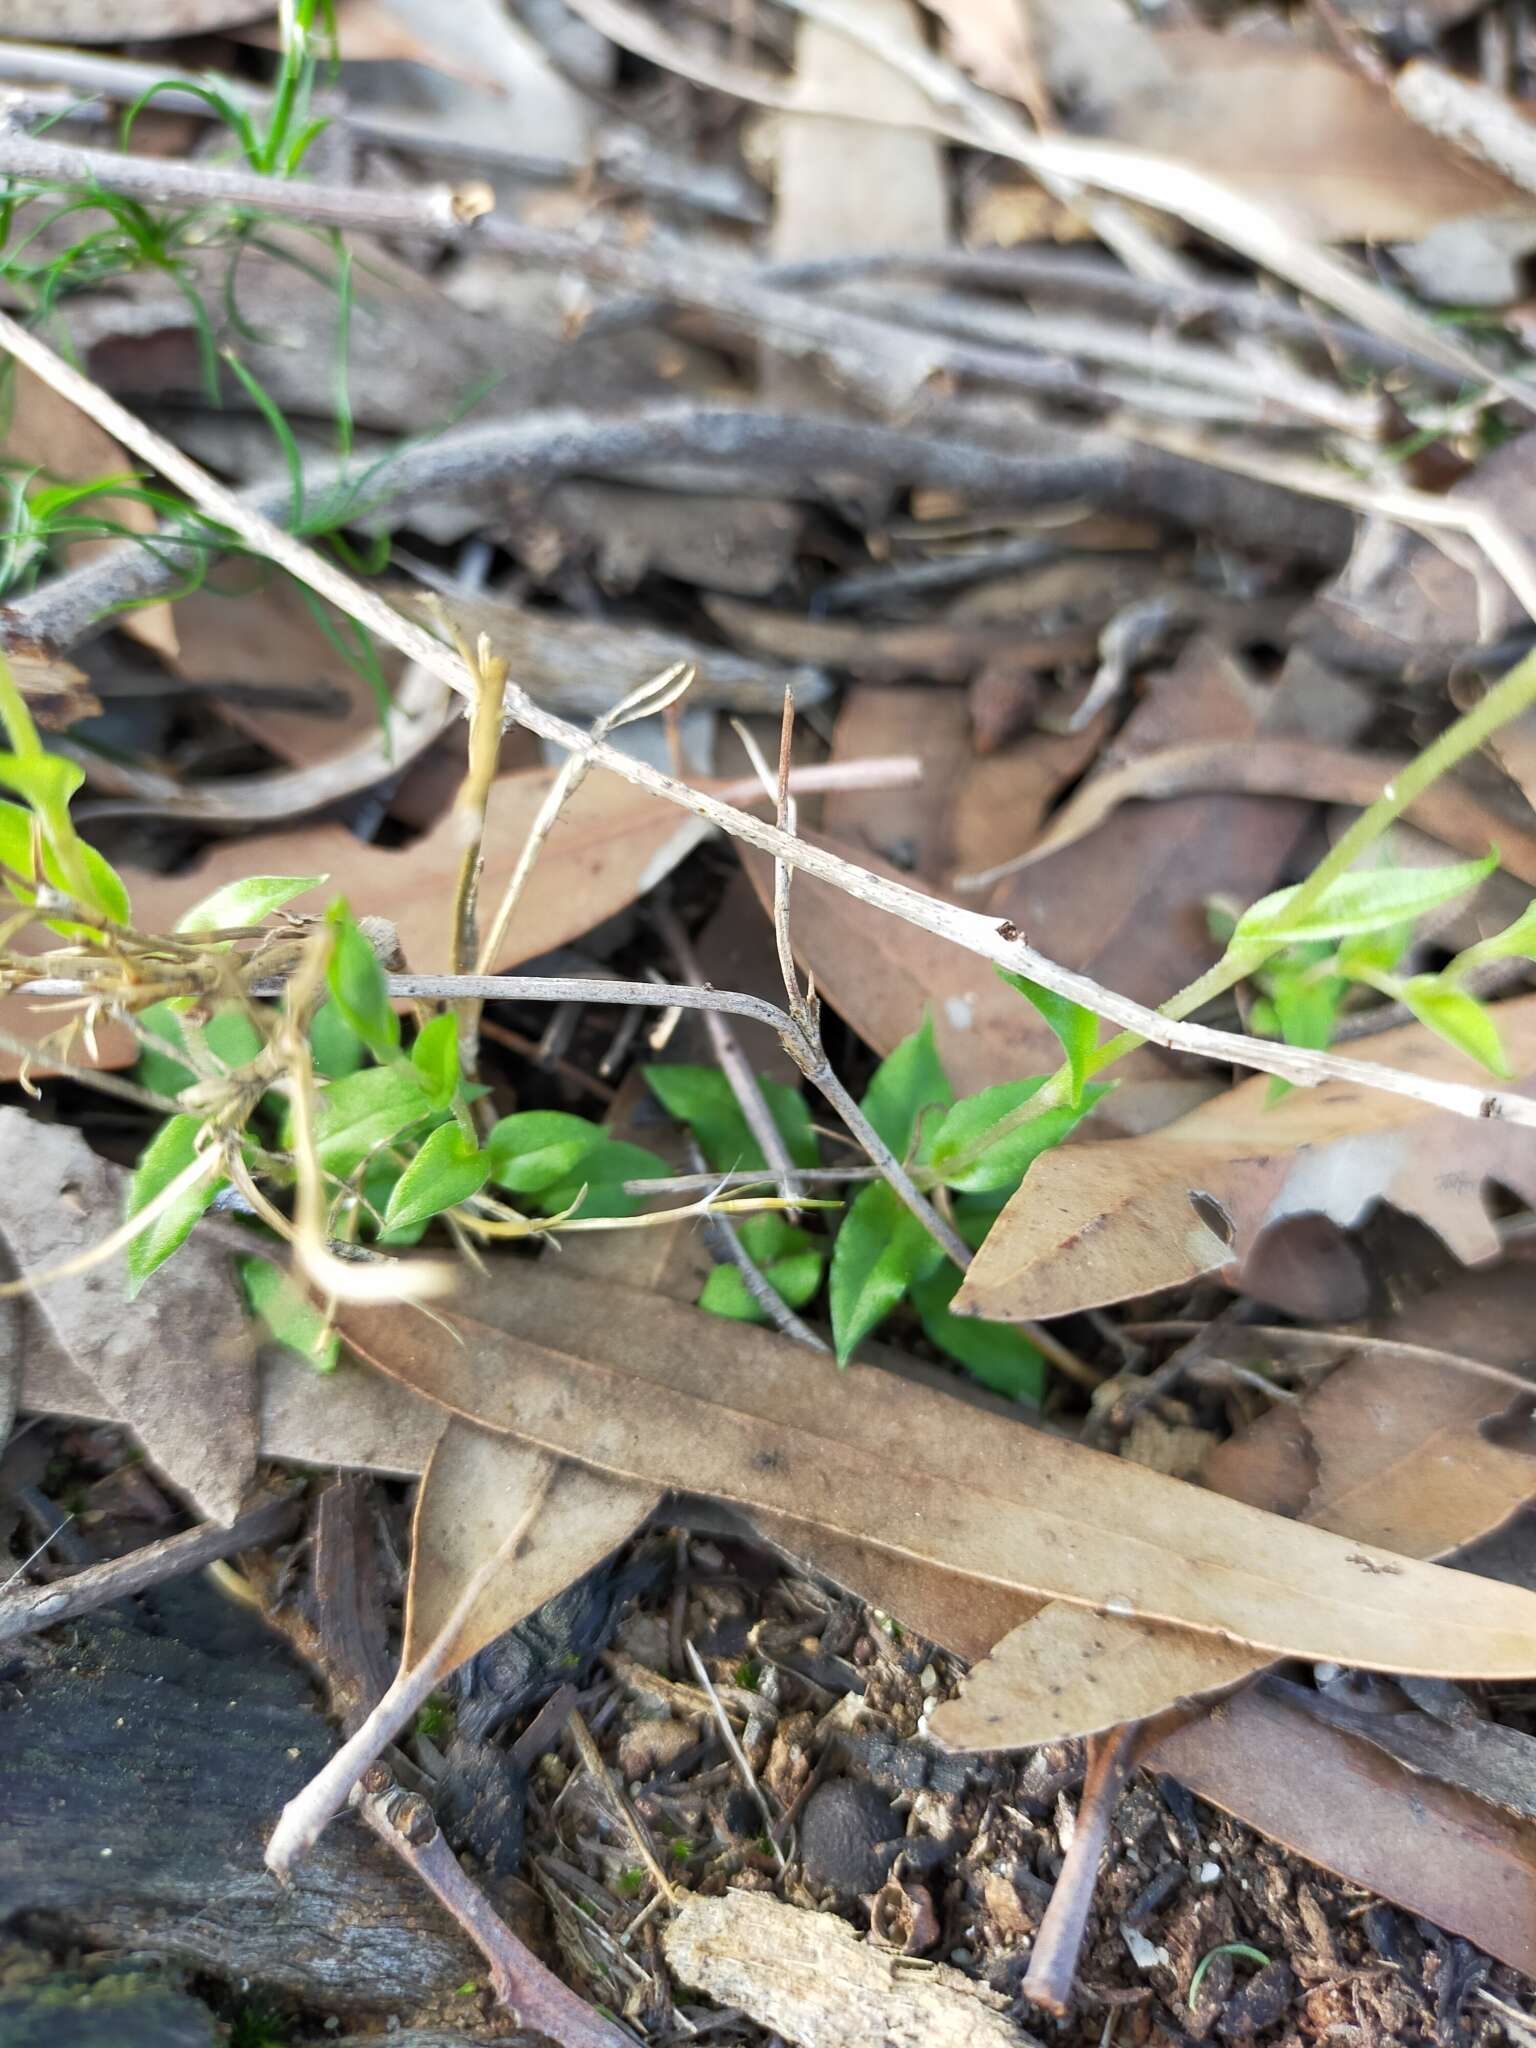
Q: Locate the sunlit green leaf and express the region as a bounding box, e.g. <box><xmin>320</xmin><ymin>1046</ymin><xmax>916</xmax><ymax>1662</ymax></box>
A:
<box><xmin>125</xmin><ymin>1113</ymin><xmax>225</xmax><ymax>1296</ymax></box>
<box><xmin>929</xmin><ymin>1079</ymin><xmax>1109</xmax><ymax>1194</ymax></box>
<box><xmin>995</xmin><ymin>969</ymin><xmax>1098</xmax><ymax>1105</ymax></box>
<box><xmin>313</xmin><ymin>1063</ymin><xmax>431</xmax><ymax>1175</ymax></box>
<box><xmin>910</xmin><ymin>1264</ymin><xmax>1045</xmax><ymax>1403</ymax></box>
<box><xmin>859</xmin><ymin>1017</ymin><xmax>952</xmax><ymax>1161</ymax></box>
<box><xmin>1446</xmin><ymin>900</ymin><xmax>1536</xmax><ymax>977</ymax></box>
<box><xmin>175</xmin><ymin>872</ymin><xmax>324</xmax><ymax>934</ymax></box>
<box><xmin>1233</xmin><ymin>856</ymin><xmax>1496</xmax><ymax>949</ymax></box>
<box><xmin>384</xmin><ymin>1123</ymin><xmax>490</xmax><ymax>1234</ymax></box>
<box><xmin>240</xmin><ymin>1254</ymin><xmax>337</xmax><ymax>1372</ymax></box>
<box><xmin>324</xmin><ymin>900</ymin><xmax>397</xmax><ymax>1056</ymax></box>
<box><xmin>1396</xmin><ymin>976</ymin><xmax>1511</xmax><ymax>1077</ymax></box>
<box><xmin>829</xmin><ymin>1180</ymin><xmax>946</xmax><ymax>1364</ymax></box>
<box><xmin>410</xmin><ymin>1013</ymin><xmax>460</xmax><ymax>1107</ymax></box>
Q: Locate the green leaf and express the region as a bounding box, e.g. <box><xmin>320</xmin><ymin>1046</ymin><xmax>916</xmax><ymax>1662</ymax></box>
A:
<box><xmin>858</xmin><ymin>1018</ymin><xmax>952</xmax><ymax>1161</ymax></box>
<box><xmin>1446</xmin><ymin>900</ymin><xmax>1536</xmax><ymax>977</ymax></box>
<box><xmin>995</xmin><ymin>968</ymin><xmax>1098</xmax><ymax>1105</ymax></box>
<box><xmin>240</xmin><ymin>1255</ymin><xmax>337</xmax><ymax>1372</ymax></box>
<box><xmin>0</xmin><ymin>788</ymin><xmax>128</xmax><ymax>929</ymax></box>
<box><xmin>829</xmin><ymin>1180</ymin><xmax>946</xmax><ymax>1364</ymax></box>
<box><xmin>536</xmin><ymin>1138</ymin><xmax>670</xmax><ymax>1219</ymax></box>
<box><xmin>125</xmin><ymin>1114</ymin><xmax>225</xmax><ymax>1296</ymax></box>
<box><xmin>314</xmin><ymin>1063</ymin><xmax>432</xmax><ymax>1175</ymax></box>
<box><xmin>175</xmin><ymin>872</ymin><xmax>324</xmax><ymax>934</ymax></box>
<box><xmin>700</xmin><ymin>1249</ymin><xmax>825</xmax><ymax>1324</ymax></box>
<box><xmin>1396</xmin><ymin>976</ymin><xmax>1511</xmax><ymax>1077</ymax></box>
<box><xmin>384</xmin><ymin>1123</ymin><xmax>490</xmax><ymax>1234</ymax></box>
<box><xmin>1269</xmin><ymin>971</ymin><xmax>1348</xmax><ymax>1052</ymax></box>
<box><xmin>929</xmin><ymin>1080</ymin><xmax>1109</xmax><ymax>1194</ymax></box>
<box><xmin>135</xmin><ymin>1001</ymin><xmax>262</xmax><ymax>1099</ymax></box>
<box><xmin>910</xmin><ymin>1264</ymin><xmax>1045</xmax><ymax>1403</ymax></box>
<box><xmin>486</xmin><ymin>1110</ymin><xmax>607</xmax><ymax>1196</ymax></box>
<box><xmin>410</xmin><ymin>1013</ymin><xmax>461</xmax><ymax>1107</ymax></box>
<box><xmin>309</xmin><ymin>998</ymin><xmax>365</xmax><ymax>1080</ymax></box>
<box><xmin>325</xmin><ymin>900</ymin><xmax>398</xmax><ymax>1057</ymax></box>
<box><xmin>1233</xmin><ymin>855</ymin><xmax>1496</xmax><ymax>950</ymax></box>
<box><xmin>643</xmin><ymin>1065</ymin><xmax>818</xmax><ymax>1171</ymax></box>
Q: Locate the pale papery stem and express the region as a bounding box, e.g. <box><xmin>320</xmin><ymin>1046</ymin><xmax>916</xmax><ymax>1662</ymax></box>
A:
<box><xmin>2</xmin><ymin>316</ymin><xmax>1533</xmax><ymax>1129</ymax></box>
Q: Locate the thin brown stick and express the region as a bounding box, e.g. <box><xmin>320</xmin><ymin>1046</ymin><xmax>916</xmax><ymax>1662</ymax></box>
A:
<box><xmin>0</xmin><ymin>1492</ymin><xmax>301</xmax><ymax>1644</ymax></box>
<box><xmin>4</xmin><ymin>321</ymin><xmax>1532</xmax><ymax>1128</ymax></box>
<box><xmin>354</xmin><ymin>1770</ymin><xmax>634</xmax><ymax>2047</ymax></box>
<box><xmin>1023</xmin><ymin>1721</ymin><xmax>1145</xmax><ymax>2018</ymax></box>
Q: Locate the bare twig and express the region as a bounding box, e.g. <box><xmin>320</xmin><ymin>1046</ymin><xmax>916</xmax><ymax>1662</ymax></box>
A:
<box><xmin>654</xmin><ymin>900</ymin><xmax>800</xmax><ymax>1215</ymax></box>
<box><xmin>354</xmin><ymin>1769</ymin><xmax>635</xmax><ymax>2047</ymax></box>
<box><xmin>683</xmin><ymin>1637</ymin><xmax>787</xmax><ymax>1871</ymax></box>
<box><xmin>684</xmin><ymin>1135</ymin><xmax>828</xmax><ymax>1351</ymax></box>
<box><xmin>1394</xmin><ymin>60</ymin><xmax>1536</xmax><ymax>201</ymax></box>
<box><xmin>6</xmin><ymin>321</ymin><xmax>1534</xmax><ymax>1129</ymax></box>
<box><xmin>0</xmin><ymin>1492</ymin><xmax>301</xmax><ymax>1644</ymax></box>
<box><xmin>0</xmin><ymin>120</ymin><xmax>493</xmax><ymax>237</ymax></box>
<box><xmin>566</xmin><ymin>1705</ymin><xmax>678</xmax><ymax>1906</ymax></box>
<box><xmin>1023</xmin><ymin>1720</ymin><xmax>1145</xmax><ymax>2017</ymax></box>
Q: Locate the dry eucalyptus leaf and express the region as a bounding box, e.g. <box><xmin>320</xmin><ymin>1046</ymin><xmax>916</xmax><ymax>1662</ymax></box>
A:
<box><xmin>0</xmin><ymin>1110</ymin><xmax>256</xmax><ymax>1523</ymax></box>
<box><xmin>0</xmin><ymin>0</ymin><xmax>275</xmax><ymax>39</ymax></box>
<box><xmin>334</xmin><ymin>1273</ymin><xmax>1536</xmax><ymax>1679</ymax></box>
<box><xmin>403</xmin><ymin>1416</ymin><xmax>657</xmax><ymax>1668</ymax></box>
<box><xmin>957</xmin><ymin>995</ymin><xmax>1536</xmax><ymax>1324</ymax></box>
<box><xmin>929</xmin><ymin>1337</ymin><xmax>1536</xmax><ymax>1750</ymax></box>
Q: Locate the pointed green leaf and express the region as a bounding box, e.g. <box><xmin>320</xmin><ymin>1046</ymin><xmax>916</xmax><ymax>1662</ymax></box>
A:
<box><xmin>486</xmin><ymin>1110</ymin><xmax>607</xmax><ymax>1195</ymax></box>
<box><xmin>829</xmin><ymin>1180</ymin><xmax>946</xmax><ymax>1364</ymax></box>
<box><xmin>325</xmin><ymin>900</ymin><xmax>398</xmax><ymax>1056</ymax></box>
<box><xmin>910</xmin><ymin>1264</ymin><xmax>1045</xmax><ymax>1403</ymax></box>
<box><xmin>314</xmin><ymin>1063</ymin><xmax>432</xmax><ymax>1175</ymax></box>
<box><xmin>995</xmin><ymin>968</ymin><xmax>1098</xmax><ymax>1104</ymax></box>
<box><xmin>384</xmin><ymin>1123</ymin><xmax>490</xmax><ymax>1234</ymax></box>
<box><xmin>1234</xmin><ymin>855</ymin><xmax>1496</xmax><ymax>950</ymax></box>
<box><xmin>1396</xmin><ymin>977</ymin><xmax>1511</xmax><ymax>1077</ymax></box>
<box><xmin>643</xmin><ymin>1064</ymin><xmax>818</xmax><ymax>1171</ymax></box>
<box><xmin>176</xmin><ymin>872</ymin><xmax>324</xmax><ymax>934</ymax></box>
<box><xmin>310</xmin><ymin>998</ymin><xmax>365</xmax><ymax>1080</ymax></box>
<box><xmin>410</xmin><ymin>1013</ymin><xmax>461</xmax><ymax>1107</ymax></box>
<box><xmin>858</xmin><ymin>1017</ymin><xmax>952</xmax><ymax>1161</ymax></box>
<box><xmin>929</xmin><ymin>1079</ymin><xmax>1109</xmax><ymax>1194</ymax></box>
<box><xmin>536</xmin><ymin>1138</ymin><xmax>670</xmax><ymax>1219</ymax></box>
<box><xmin>1446</xmin><ymin>900</ymin><xmax>1536</xmax><ymax>978</ymax></box>
<box><xmin>1269</xmin><ymin>971</ymin><xmax>1348</xmax><ymax>1052</ymax></box>
<box><xmin>240</xmin><ymin>1255</ymin><xmax>338</xmax><ymax>1372</ymax></box>
<box><xmin>125</xmin><ymin>1114</ymin><xmax>225</xmax><ymax>1296</ymax></box>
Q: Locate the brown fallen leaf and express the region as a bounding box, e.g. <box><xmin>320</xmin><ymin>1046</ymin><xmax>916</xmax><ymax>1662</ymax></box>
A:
<box><xmin>963</xmin><ymin>737</ymin><xmax>1536</xmax><ymax>889</ymax></box>
<box><xmin>706</xmin><ymin>593</ymin><xmax>1101</xmax><ymax>683</ymax></box>
<box><xmin>929</xmin><ymin>1336</ymin><xmax>1536</xmax><ymax>1749</ymax></box>
<box><xmin>824</xmin><ymin>685</ymin><xmax>973</xmax><ymax>884</ymax></box>
<box><xmin>0</xmin><ymin>0</ymin><xmax>275</xmax><ymax>34</ymax></box>
<box><xmin>0</xmin><ymin>1108</ymin><xmax>256</xmax><ymax>1523</ymax></box>
<box><xmin>956</xmin><ymin>995</ymin><xmax>1536</xmax><ymax>1325</ymax></box>
<box><xmin>402</xmin><ymin>1417</ymin><xmax>657</xmax><ymax>1670</ymax></box>
<box><xmin>1149</xmin><ymin>1677</ymin><xmax>1536</xmax><ymax>1978</ymax></box>
<box><xmin>4</xmin><ymin>365</ymin><xmax>175</xmax><ymax>662</ymax></box>
<box><xmin>333</xmin><ymin>1270</ymin><xmax>1536</xmax><ymax>1678</ymax></box>
<box><xmin>1294</xmin><ymin>1684</ymin><xmax>1536</xmax><ymax>1825</ymax></box>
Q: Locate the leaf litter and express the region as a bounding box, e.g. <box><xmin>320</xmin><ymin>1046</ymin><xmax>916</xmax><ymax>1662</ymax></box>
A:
<box><xmin>13</xmin><ymin>0</ymin><xmax>1536</xmax><ymax>2041</ymax></box>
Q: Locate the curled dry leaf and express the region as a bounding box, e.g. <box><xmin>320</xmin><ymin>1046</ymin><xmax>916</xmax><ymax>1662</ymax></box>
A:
<box><xmin>929</xmin><ymin>1335</ymin><xmax>1536</xmax><ymax>1748</ymax></box>
<box><xmin>956</xmin><ymin>995</ymin><xmax>1536</xmax><ymax>1325</ymax></box>
<box><xmin>0</xmin><ymin>1108</ymin><xmax>256</xmax><ymax>1524</ymax></box>
<box><xmin>333</xmin><ymin>1266</ymin><xmax>1536</xmax><ymax>1680</ymax></box>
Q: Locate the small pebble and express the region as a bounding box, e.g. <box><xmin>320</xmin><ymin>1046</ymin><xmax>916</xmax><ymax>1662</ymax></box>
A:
<box><xmin>1198</xmin><ymin>1860</ymin><xmax>1221</xmax><ymax>1885</ymax></box>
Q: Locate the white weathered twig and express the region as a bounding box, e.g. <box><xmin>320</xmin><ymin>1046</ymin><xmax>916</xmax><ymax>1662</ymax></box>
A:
<box><xmin>2</xmin><ymin>315</ymin><xmax>1532</xmax><ymax>1129</ymax></box>
<box><xmin>1393</xmin><ymin>60</ymin><xmax>1536</xmax><ymax>201</ymax></box>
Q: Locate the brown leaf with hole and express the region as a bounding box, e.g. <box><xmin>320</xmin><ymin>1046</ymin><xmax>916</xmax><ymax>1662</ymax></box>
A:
<box><xmin>403</xmin><ymin>1416</ymin><xmax>658</xmax><ymax>1669</ymax></box>
<box><xmin>333</xmin><ymin>1267</ymin><xmax>1536</xmax><ymax>1679</ymax></box>
<box><xmin>956</xmin><ymin>995</ymin><xmax>1536</xmax><ymax>1325</ymax></box>
<box><xmin>0</xmin><ymin>1108</ymin><xmax>256</xmax><ymax>1523</ymax></box>
<box><xmin>929</xmin><ymin>1338</ymin><xmax>1536</xmax><ymax>1750</ymax></box>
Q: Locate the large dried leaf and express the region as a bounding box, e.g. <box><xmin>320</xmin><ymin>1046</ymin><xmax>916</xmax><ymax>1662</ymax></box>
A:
<box><xmin>1149</xmin><ymin>1678</ymin><xmax>1536</xmax><ymax>1978</ymax></box>
<box><xmin>403</xmin><ymin>1417</ymin><xmax>657</xmax><ymax>1670</ymax></box>
<box><xmin>0</xmin><ymin>0</ymin><xmax>274</xmax><ymax>40</ymax></box>
<box><xmin>929</xmin><ymin>1338</ymin><xmax>1536</xmax><ymax>1749</ymax></box>
<box><xmin>333</xmin><ymin>1269</ymin><xmax>1536</xmax><ymax>1678</ymax></box>
<box><xmin>0</xmin><ymin>1109</ymin><xmax>256</xmax><ymax>1522</ymax></box>
<box><xmin>957</xmin><ymin>995</ymin><xmax>1536</xmax><ymax>1324</ymax></box>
